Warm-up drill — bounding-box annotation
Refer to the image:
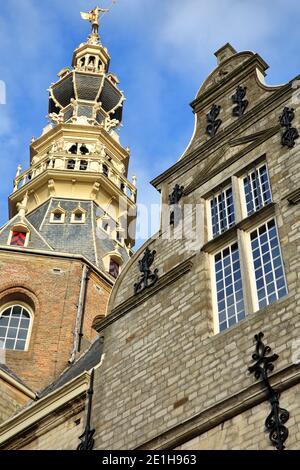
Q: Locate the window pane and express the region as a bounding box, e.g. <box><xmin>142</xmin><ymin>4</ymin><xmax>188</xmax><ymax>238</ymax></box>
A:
<box><xmin>210</xmin><ymin>187</ymin><xmax>235</xmax><ymax>237</ymax></box>
<box><xmin>15</xmin><ymin>340</ymin><xmax>26</xmax><ymax>351</ymax></box>
<box><xmin>251</xmin><ymin>220</ymin><xmax>287</xmax><ymax>309</ymax></box>
<box><xmin>0</xmin><ymin>305</ymin><xmax>31</xmax><ymax>351</ymax></box>
<box><xmin>243</xmin><ymin>164</ymin><xmax>272</xmax><ymax>216</ymax></box>
<box><xmin>109</xmin><ymin>259</ymin><xmax>120</xmax><ymax>279</ymax></box>
<box><xmin>214</xmin><ymin>243</ymin><xmax>245</xmax><ymax>332</ymax></box>
<box><xmin>10</xmin><ymin>231</ymin><xmax>27</xmax><ymax>247</ymax></box>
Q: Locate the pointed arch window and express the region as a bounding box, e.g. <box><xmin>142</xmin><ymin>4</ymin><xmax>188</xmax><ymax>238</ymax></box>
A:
<box><xmin>0</xmin><ymin>304</ymin><xmax>32</xmax><ymax>351</ymax></box>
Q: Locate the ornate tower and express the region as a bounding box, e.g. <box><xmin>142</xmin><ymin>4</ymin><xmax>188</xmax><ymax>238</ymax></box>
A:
<box><xmin>0</xmin><ymin>9</ymin><xmax>136</xmax><ymax>393</ymax></box>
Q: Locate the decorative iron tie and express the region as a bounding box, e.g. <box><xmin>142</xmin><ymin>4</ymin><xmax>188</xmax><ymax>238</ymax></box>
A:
<box><xmin>248</xmin><ymin>332</ymin><xmax>289</xmax><ymax>450</ymax></box>
<box><xmin>77</xmin><ymin>369</ymin><xmax>95</xmax><ymax>451</ymax></box>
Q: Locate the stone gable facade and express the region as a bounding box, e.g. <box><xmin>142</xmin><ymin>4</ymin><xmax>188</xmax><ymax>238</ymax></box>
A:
<box><xmin>90</xmin><ymin>44</ymin><xmax>300</xmax><ymax>450</ymax></box>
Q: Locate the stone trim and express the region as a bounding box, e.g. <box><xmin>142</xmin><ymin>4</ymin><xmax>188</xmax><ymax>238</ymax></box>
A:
<box><xmin>201</xmin><ymin>226</ymin><xmax>238</xmax><ymax>254</ymax></box>
<box><xmin>286</xmin><ymin>188</ymin><xmax>300</xmax><ymax>205</ymax></box>
<box><xmin>94</xmin><ymin>257</ymin><xmax>195</xmax><ymax>333</ymax></box>
<box><xmin>135</xmin><ymin>364</ymin><xmax>300</xmax><ymax>450</ymax></box>
<box><xmin>229</xmin><ymin>130</ymin><xmax>275</xmax><ymax>147</ymax></box>
<box><xmin>0</xmin><ymin>371</ymin><xmax>91</xmax><ymax>448</ymax></box>
<box><xmin>236</xmin><ymin>203</ymin><xmax>276</xmax><ymax>231</ymax></box>
<box><xmin>183</xmin><ymin>127</ymin><xmax>279</xmax><ymax>196</ymax></box>
<box><xmin>201</xmin><ymin>204</ymin><xmax>276</xmax><ymax>254</ymax></box>
<box><xmin>0</xmin><ymin>369</ymin><xmax>36</xmax><ymax>401</ymax></box>
<box><xmin>151</xmin><ymin>80</ymin><xmax>293</xmax><ymax>189</ymax></box>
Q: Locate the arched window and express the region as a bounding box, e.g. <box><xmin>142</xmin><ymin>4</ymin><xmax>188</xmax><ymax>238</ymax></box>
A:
<box><xmin>109</xmin><ymin>259</ymin><xmax>120</xmax><ymax>279</ymax></box>
<box><xmin>0</xmin><ymin>304</ymin><xmax>32</xmax><ymax>351</ymax></box>
<box><xmin>102</xmin><ymin>252</ymin><xmax>124</xmax><ymax>279</ymax></box>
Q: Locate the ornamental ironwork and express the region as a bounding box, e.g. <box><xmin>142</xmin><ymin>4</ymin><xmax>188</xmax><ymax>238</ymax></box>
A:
<box><xmin>169</xmin><ymin>184</ymin><xmax>184</xmax><ymax>226</ymax></box>
<box><xmin>279</xmin><ymin>107</ymin><xmax>299</xmax><ymax>148</ymax></box>
<box><xmin>232</xmin><ymin>85</ymin><xmax>248</xmax><ymax>117</ymax></box>
<box><xmin>206</xmin><ymin>104</ymin><xmax>222</xmax><ymax>137</ymax></box>
<box><xmin>248</xmin><ymin>332</ymin><xmax>289</xmax><ymax>450</ymax></box>
<box><xmin>77</xmin><ymin>369</ymin><xmax>95</xmax><ymax>451</ymax></box>
<box><xmin>134</xmin><ymin>248</ymin><xmax>158</xmax><ymax>295</ymax></box>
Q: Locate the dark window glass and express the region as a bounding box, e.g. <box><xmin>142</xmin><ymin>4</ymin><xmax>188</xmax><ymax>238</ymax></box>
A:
<box><xmin>109</xmin><ymin>259</ymin><xmax>120</xmax><ymax>279</ymax></box>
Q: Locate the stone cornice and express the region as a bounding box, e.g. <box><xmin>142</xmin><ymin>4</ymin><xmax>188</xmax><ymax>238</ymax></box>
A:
<box><xmin>151</xmin><ymin>79</ymin><xmax>295</xmax><ymax>189</ymax></box>
<box><xmin>94</xmin><ymin>257</ymin><xmax>195</xmax><ymax>333</ymax></box>
<box><xmin>0</xmin><ymin>371</ymin><xmax>90</xmax><ymax>448</ymax></box>
<box><xmin>135</xmin><ymin>363</ymin><xmax>300</xmax><ymax>450</ymax></box>
<box><xmin>0</xmin><ymin>369</ymin><xmax>36</xmax><ymax>401</ymax></box>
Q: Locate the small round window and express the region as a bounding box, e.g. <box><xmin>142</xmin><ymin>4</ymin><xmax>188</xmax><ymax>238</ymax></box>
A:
<box><xmin>0</xmin><ymin>305</ymin><xmax>32</xmax><ymax>351</ymax></box>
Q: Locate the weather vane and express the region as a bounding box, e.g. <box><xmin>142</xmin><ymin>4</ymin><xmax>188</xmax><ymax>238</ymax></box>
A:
<box><xmin>80</xmin><ymin>2</ymin><xmax>117</xmax><ymax>37</ymax></box>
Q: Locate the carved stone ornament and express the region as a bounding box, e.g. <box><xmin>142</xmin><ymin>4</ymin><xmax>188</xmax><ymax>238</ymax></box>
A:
<box><xmin>206</xmin><ymin>104</ymin><xmax>222</xmax><ymax>137</ymax></box>
<box><xmin>134</xmin><ymin>248</ymin><xmax>158</xmax><ymax>295</ymax></box>
<box><xmin>279</xmin><ymin>107</ymin><xmax>299</xmax><ymax>148</ymax></box>
<box><xmin>232</xmin><ymin>85</ymin><xmax>248</xmax><ymax>117</ymax></box>
<box><xmin>248</xmin><ymin>332</ymin><xmax>289</xmax><ymax>450</ymax></box>
<box><xmin>169</xmin><ymin>184</ymin><xmax>184</xmax><ymax>226</ymax></box>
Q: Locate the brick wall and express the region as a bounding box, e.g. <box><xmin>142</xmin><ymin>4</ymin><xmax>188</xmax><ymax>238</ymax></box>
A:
<box><xmin>0</xmin><ymin>251</ymin><xmax>111</xmax><ymax>392</ymax></box>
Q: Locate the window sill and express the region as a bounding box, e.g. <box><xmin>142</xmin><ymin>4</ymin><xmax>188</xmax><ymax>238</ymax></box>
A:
<box><xmin>201</xmin><ymin>225</ymin><xmax>237</xmax><ymax>254</ymax></box>
<box><xmin>236</xmin><ymin>202</ymin><xmax>276</xmax><ymax>231</ymax></box>
<box><xmin>201</xmin><ymin>203</ymin><xmax>276</xmax><ymax>254</ymax></box>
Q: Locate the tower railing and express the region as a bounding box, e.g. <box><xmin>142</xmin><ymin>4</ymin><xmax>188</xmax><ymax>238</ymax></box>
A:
<box><xmin>13</xmin><ymin>153</ymin><xmax>137</xmax><ymax>202</ymax></box>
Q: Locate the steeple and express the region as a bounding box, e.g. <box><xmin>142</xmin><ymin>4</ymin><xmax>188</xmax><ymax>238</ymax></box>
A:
<box><xmin>7</xmin><ymin>8</ymin><xmax>137</xmax><ymax>273</ymax></box>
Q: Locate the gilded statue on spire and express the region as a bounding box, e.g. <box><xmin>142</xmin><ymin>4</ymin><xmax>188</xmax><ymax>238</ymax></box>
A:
<box><xmin>80</xmin><ymin>2</ymin><xmax>116</xmax><ymax>37</ymax></box>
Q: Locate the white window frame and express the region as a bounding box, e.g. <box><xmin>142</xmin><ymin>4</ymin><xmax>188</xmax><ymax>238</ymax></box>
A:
<box><xmin>50</xmin><ymin>208</ymin><xmax>66</xmax><ymax>224</ymax></box>
<box><xmin>71</xmin><ymin>208</ymin><xmax>86</xmax><ymax>224</ymax></box>
<box><xmin>0</xmin><ymin>302</ymin><xmax>34</xmax><ymax>352</ymax></box>
<box><xmin>7</xmin><ymin>225</ymin><xmax>30</xmax><ymax>247</ymax></box>
<box><xmin>240</xmin><ymin>162</ymin><xmax>272</xmax><ymax>219</ymax></box>
<box><xmin>210</xmin><ymin>240</ymin><xmax>245</xmax><ymax>334</ymax></box>
<box><xmin>246</xmin><ymin>217</ymin><xmax>288</xmax><ymax>312</ymax></box>
<box><xmin>207</xmin><ymin>185</ymin><xmax>235</xmax><ymax>240</ymax></box>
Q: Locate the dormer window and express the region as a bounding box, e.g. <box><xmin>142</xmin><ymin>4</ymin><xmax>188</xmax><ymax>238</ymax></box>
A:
<box><xmin>50</xmin><ymin>208</ymin><xmax>65</xmax><ymax>224</ymax></box>
<box><xmin>109</xmin><ymin>259</ymin><xmax>120</xmax><ymax>279</ymax></box>
<box><xmin>8</xmin><ymin>225</ymin><xmax>30</xmax><ymax>248</ymax></box>
<box><xmin>71</xmin><ymin>208</ymin><xmax>86</xmax><ymax>224</ymax></box>
<box><xmin>103</xmin><ymin>252</ymin><xmax>124</xmax><ymax>279</ymax></box>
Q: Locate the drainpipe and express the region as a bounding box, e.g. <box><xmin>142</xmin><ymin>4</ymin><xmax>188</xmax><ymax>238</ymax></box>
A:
<box><xmin>69</xmin><ymin>264</ymin><xmax>89</xmax><ymax>364</ymax></box>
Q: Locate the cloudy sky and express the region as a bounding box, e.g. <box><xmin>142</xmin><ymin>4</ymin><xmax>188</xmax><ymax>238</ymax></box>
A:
<box><xmin>1</xmin><ymin>0</ymin><xmax>300</xmax><ymax>244</ymax></box>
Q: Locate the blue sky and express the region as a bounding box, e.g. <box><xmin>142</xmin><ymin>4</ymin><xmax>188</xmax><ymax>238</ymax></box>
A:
<box><xmin>1</xmin><ymin>0</ymin><xmax>300</xmax><ymax>243</ymax></box>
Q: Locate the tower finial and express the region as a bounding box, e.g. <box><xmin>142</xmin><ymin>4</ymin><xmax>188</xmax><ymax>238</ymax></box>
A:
<box><xmin>80</xmin><ymin>2</ymin><xmax>116</xmax><ymax>44</ymax></box>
